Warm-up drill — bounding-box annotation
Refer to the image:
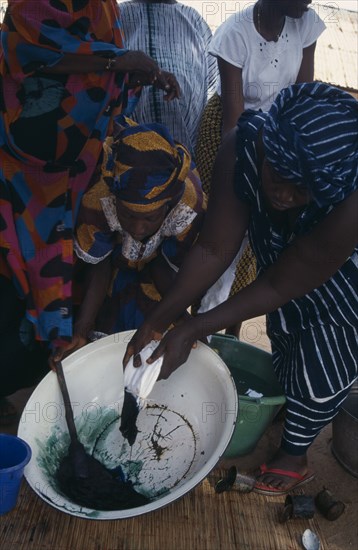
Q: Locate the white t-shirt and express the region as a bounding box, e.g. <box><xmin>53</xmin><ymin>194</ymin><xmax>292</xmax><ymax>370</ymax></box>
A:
<box><xmin>210</xmin><ymin>5</ymin><xmax>325</xmax><ymax>111</ymax></box>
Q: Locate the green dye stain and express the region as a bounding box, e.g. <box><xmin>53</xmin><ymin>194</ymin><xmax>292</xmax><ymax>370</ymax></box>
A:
<box><xmin>37</xmin><ymin>408</ymin><xmax>149</xmax><ymax>497</ymax></box>
<box><xmin>37</xmin><ymin>408</ymin><xmax>121</xmax><ymax>492</ymax></box>
<box><xmin>36</xmin><ymin>404</ymin><xmax>193</xmax><ymax>508</ymax></box>
<box><xmin>77</xmin><ymin>408</ymin><xmax>120</xmax><ymax>449</ymax></box>
<box><xmin>36</xmin><ymin>427</ymin><xmax>70</xmax><ymax>491</ymax></box>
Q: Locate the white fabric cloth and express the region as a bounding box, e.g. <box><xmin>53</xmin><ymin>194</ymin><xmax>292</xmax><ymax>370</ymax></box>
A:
<box><xmin>123</xmin><ymin>340</ymin><xmax>163</xmax><ymax>407</ymax></box>
<box><xmin>198</xmin><ymin>234</ymin><xmax>248</xmax><ymax>313</ymax></box>
<box><xmin>119</xmin><ymin>1</ymin><xmax>218</xmax><ymax>154</ymax></box>
<box><xmin>209</xmin><ymin>5</ymin><xmax>325</xmax><ymax>111</ymax></box>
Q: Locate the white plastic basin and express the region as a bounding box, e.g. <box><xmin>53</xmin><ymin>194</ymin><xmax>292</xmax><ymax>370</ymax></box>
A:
<box><xmin>18</xmin><ymin>331</ymin><xmax>237</xmax><ymax>519</ymax></box>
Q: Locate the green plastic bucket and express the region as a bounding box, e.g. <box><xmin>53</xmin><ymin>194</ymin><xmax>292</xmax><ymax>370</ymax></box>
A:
<box><xmin>209</xmin><ymin>334</ymin><xmax>286</xmax><ymax>457</ymax></box>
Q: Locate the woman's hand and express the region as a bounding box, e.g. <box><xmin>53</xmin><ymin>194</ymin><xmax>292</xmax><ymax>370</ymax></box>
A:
<box><xmin>156</xmin><ymin>70</ymin><xmax>181</xmax><ymax>101</ymax></box>
<box><xmin>117</xmin><ymin>50</ymin><xmax>175</xmax><ymax>90</ymax></box>
<box><xmin>127</xmin><ymin>68</ymin><xmax>180</xmax><ymax>101</ymax></box>
<box><xmin>147</xmin><ymin>324</ymin><xmax>197</xmax><ymax>380</ymax></box>
<box><xmin>127</xmin><ymin>69</ymin><xmax>165</xmax><ymax>88</ymax></box>
<box><xmin>123</xmin><ymin>321</ymin><xmax>197</xmax><ymax>380</ymax></box>
<box><xmin>49</xmin><ymin>334</ymin><xmax>88</xmax><ymax>371</ymax></box>
<box><xmin>117</xmin><ymin>50</ymin><xmax>160</xmax><ymax>74</ymax></box>
<box><xmin>123</xmin><ymin>323</ymin><xmax>163</xmax><ymax>369</ymax></box>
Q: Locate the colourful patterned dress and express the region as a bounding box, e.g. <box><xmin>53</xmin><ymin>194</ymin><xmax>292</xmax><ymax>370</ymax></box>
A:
<box><xmin>0</xmin><ymin>0</ymin><xmax>130</xmax><ymax>346</ymax></box>
<box><xmin>75</xmin><ymin>164</ymin><xmax>206</xmax><ymax>333</ymax></box>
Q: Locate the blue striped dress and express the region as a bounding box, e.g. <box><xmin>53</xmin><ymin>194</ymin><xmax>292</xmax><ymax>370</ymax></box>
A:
<box><xmin>235</xmin><ymin>110</ymin><xmax>358</xmax><ymax>455</ymax></box>
<box><xmin>119</xmin><ymin>1</ymin><xmax>218</xmax><ymax>156</ymax></box>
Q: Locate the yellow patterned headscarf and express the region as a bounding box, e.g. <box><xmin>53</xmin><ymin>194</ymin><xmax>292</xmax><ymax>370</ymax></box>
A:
<box><xmin>102</xmin><ymin>117</ymin><xmax>192</xmax><ymax>212</ymax></box>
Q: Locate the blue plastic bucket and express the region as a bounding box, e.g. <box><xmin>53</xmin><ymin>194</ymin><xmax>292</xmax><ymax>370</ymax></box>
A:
<box><xmin>0</xmin><ymin>434</ymin><xmax>32</xmax><ymax>515</ymax></box>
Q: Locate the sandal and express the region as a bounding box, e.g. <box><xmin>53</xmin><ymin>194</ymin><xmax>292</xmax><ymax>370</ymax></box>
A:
<box><xmin>254</xmin><ymin>463</ymin><xmax>315</xmax><ymax>496</ymax></box>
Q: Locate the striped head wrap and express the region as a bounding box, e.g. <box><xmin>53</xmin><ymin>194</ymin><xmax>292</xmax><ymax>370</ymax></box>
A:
<box><xmin>103</xmin><ymin>117</ymin><xmax>191</xmax><ymax>212</ymax></box>
<box><xmin>263</xmin><ymin>82</ymin><xmax>358</xmax><ymax>207</ymax></box>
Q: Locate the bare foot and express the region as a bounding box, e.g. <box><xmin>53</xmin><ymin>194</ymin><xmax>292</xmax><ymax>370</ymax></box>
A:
<box><xmin>0</xmin><ymin>397</ymin><xmax>18</xmax><ymax>426</ymax></box>
<box><xmin>253</xmin><ymin>449</ymin><xmax>314</xmax><ymax>495</ymax></box>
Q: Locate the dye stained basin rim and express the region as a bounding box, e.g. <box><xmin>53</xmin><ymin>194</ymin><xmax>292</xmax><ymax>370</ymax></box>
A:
<box><xmin>18</xmin><ymin>330</ymin><xmax>238</xmax><ymax>519</ymax></box>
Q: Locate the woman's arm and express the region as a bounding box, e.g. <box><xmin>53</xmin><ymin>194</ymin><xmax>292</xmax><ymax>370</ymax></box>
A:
<box><xmin>218</xmin><ymin>58</ymin><xmax>245</xmax><ymax>137</ymax></box>
<box><xmin>39</xmin><ymin>50</ymin><xmax>159</xmax><ymax>75</ymax></box>
<box><xmin>40</xmin><ymin>51</ymin><xmax>179</xmax><ymax>96</ymax></box>
<box><xmin>150</xmin><ymin>188</ymin><xmax>358</xmax><ymax>378</ymax></box>
<box><xmin>123</xmin><ymin>130</ymin><xmax>250</xmax><ymax>365</ymax></box>
<box><xmin>50</xmin><ymin>256</ymin><xmax>112</xmax><ymax>367</ymax></box>
<box><xmin>145</xmin><ymin>130</ymin><xmax>249</xmax><ymax>328</ymax></box>
<box><xmin>194</xmin><ymin>187</ymin><xmax>358</xmax><ymax>334</ymax></box>
<box><xmin>148</xmin><ymin>254</ymin><xmax>177</xmax><ymax>298</ymax></box>
<box><xmin>140</xmin><ymin>256</ymin><xmax>192</xmax><ymax>330</ymax></box>
<box><xmin>73</xmin><ymin>255</ymin><xmax>112</xmax><ymax>338</ymax></box>
<box><xmin>295</xmin><ymin>42</ymin><xmax>317</xmax><ymax>83</ymax></box>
